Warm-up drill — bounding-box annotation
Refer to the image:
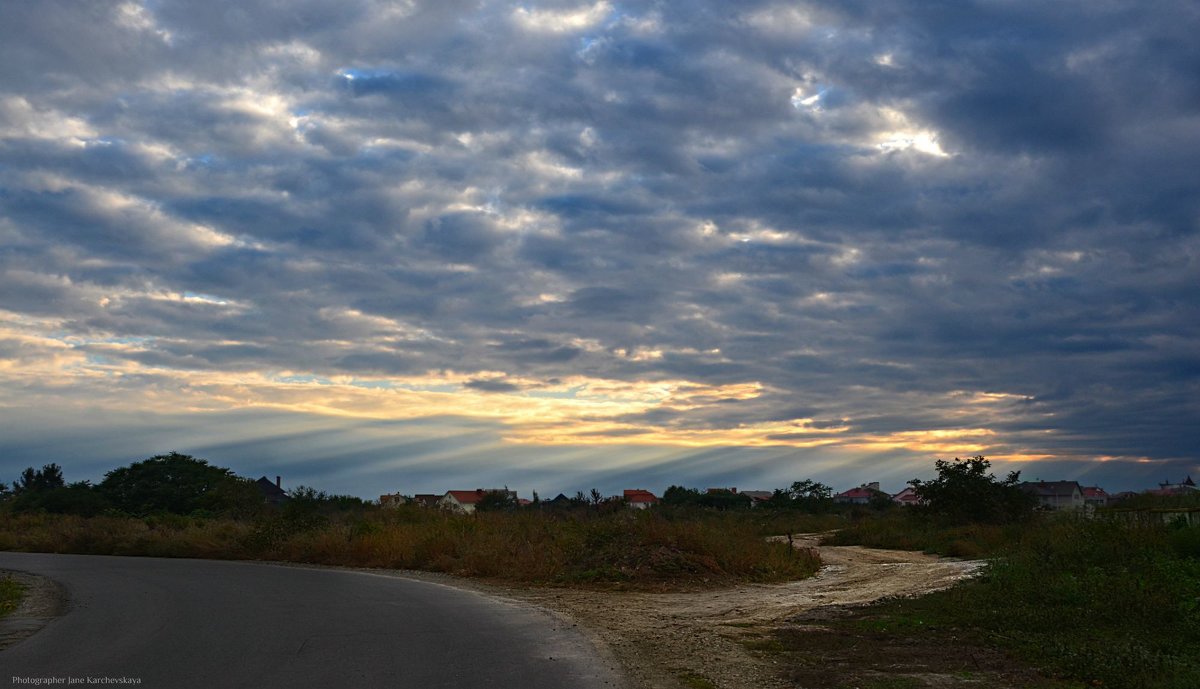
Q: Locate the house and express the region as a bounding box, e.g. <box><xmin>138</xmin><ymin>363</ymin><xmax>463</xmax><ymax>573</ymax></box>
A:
<box><xmin>1020</xmin><ymin>481</ymin><xmax>1084</xmax><ymax>510</ymax></box>
<box><xmin>1108</xmin><ymin>491</ymin><xmax>1138</xmax><ymax>505</ymax></box>
<box><xmin>438</xmin><ymin>488</ymin><xmax>517</xmax><ymax>514</ymax></box>
<box><xmin>1154</xmin><ymin>476</ymin><xmax>1198</xmax><ymax>496</ymax></box>
<box><xmin>379</xmin><ymin>493</ymin><xmax>409</xmax><ymax>507</ymax></box>
<box><xmin>623</xmin><ymin>489</ymin><xmax>659</xmax><ymax>509</ymax></box>
<box><xmin>1080</xmin><ymin>486</ymin><xmax>1109</xmax><ymax>509</ymax></box>
<box><xmin>835</xmin><ymin>482</ymin><xmax>882</xmax><ymax>505</ymax></box>
<box><xmin>411</xmin><ymin>494</ymin><xmax>442</xmax><ymax>508</ymax></box>
<box><xmin>256</xmin><ymin>476</ymin><xmax>289</xmax><ymax>505</ymax></box>
<box><xmin>545</xmin><ymin>493</ymin><xmax>575</xmax><ymax>509</ymax></box>
<box><xmin>739</xmin><ymin>490</ymin><xmax>774</xmax><ymax>507</ymax></box>
<box><xmin>891</xmin><ymin>486</ymin><xmax>922</xmax><ymax>506</ymax></box>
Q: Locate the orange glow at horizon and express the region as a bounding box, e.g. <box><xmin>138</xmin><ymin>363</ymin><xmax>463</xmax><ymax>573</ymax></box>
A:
<box><xmin>0</xmin><ymin>317</ymin><xmax>1055</xmax><ymax>462</ymax></box>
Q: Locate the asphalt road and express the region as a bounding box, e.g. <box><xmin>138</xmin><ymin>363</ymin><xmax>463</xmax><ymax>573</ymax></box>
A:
<box><xmin>0</xmin><ymin>553</ymin><xmax>626</xmax><ymax>689</ymax></box>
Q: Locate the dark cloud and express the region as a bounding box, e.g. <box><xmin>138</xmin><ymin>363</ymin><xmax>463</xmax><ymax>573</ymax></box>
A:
<box><xmin>0</xmin><ymin>0</ymin><xmax>1196</xmax><ymax>493</ymax></box>
<box><xmin>463</xmin><ymin>378</ymin><xmax>522</xmax><ymax>393</ymax></box>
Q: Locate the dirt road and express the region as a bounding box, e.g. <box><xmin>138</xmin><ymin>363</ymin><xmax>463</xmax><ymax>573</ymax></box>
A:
<box><xmin>498</xmin><ymin>535</ymin><xmax>983</xmax><ymax>689</ymax></box>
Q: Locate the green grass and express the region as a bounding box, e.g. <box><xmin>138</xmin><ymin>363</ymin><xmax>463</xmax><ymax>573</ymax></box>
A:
<box><xmin>823</xmin><ymin>510</ymin><xmax>1023</xmax><ymax>557</ymax></box>
<box><xmin>0</xmin><ymin>508</ymin><xmax>822</xmax><ymax>589</ymax></box>
<box><xmin>813</xmin><ymin>516</ymin><xmax>1200</xmax><ymax>689</ymax></box>
<box><xmin>0</xmin><ymin>575</ymin><xmax>25</xmax><ymax>618</ymax></box>
<box><xmin>676</xmin><ymin>671</ymin><xmax>718</xmax><ymax>689</ymax></box>
<box><xmin>854</xmin><ymin>679</ymin><xmax>923</xmax><ymax>689</ymax></box>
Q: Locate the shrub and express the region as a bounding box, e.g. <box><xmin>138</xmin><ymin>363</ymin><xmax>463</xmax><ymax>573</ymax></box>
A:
<box><xmin>909</xmin><ymin>456</ymin><xmax>1037</xmax><ymax>525</ymax></box>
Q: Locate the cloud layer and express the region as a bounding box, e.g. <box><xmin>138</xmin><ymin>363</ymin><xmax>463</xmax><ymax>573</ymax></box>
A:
<box><xmin>1</xmin><ymin>1</ymin><xmax>1197</xmax><ymax>494</ymax></box>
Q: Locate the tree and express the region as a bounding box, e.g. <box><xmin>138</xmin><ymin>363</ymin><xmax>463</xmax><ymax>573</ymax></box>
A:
<box><xmin>99</xmin><ymin>452</ymin><xmax>260</xmax><ymax>516</ymax></box>
<box><xmin>766</xmin><ymin>479</ymin><xmax>834</xmax><ymax>512</ymax></box>
<box><xmin>17</xmin><ymin>481</ymin><xmax>111</xmax><ymax>516</ymax></box>
<box><xmin>697</xmin><ymin>489</ymin><xmax>751</xmax><ymax>510</ymax></box>
<box><xmin>661</xmin><ymin>485</ymin><xmax>702</xmax><ymax>506</ymax></box>
<box><xmin>12</xmin><ymin>464</ymin><xmax>65</xmax><ymax>495</ymax></box>
<box><xmin>909</xmin><ymin>456</ymin><xmax>1036</xmax><ymax>524</ymax></box>
<box><xmin>475</xmin><ymin>489</ymin><xmax>519</xmax><ymax>512</ymax></box>
<box><xmin>867</xmin><ymin>488</ymin><xmax>895</xmax><ymax>512</ymax></box>
<box><xmin>8</xmin><ymin>464</ymin><xmax>111</xmax><ymax>516</ymax></box>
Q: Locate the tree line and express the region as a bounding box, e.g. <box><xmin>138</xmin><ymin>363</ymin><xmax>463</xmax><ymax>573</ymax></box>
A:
<box><xmin>3</xmin><ymin>453</ymin><xmax>1040</xmax><ymax>525</ymax></box>
<box><xmin>0</xmin><ymin>452</ymin><xmax>362</xmax><ymax>518</ymax></box>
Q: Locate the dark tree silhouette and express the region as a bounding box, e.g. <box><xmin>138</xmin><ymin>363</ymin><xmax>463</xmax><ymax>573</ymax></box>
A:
<box><xmin>99</xmin><ymin>452</ymin><xmax>260</xmax><ymax>516</ymax></box>
<box><xmin>909</xmin><ymin>456</ymin><xmax>1036</xmax><ymax>524</ymax></box>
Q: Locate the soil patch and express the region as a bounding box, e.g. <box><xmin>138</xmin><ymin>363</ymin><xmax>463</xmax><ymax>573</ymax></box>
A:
<box><xmin>477</xmin><ymin>534</ymin><xmax>984</xmax><ymax>689</ymax></box>
<box><xmin>0</xmin><ymin>569</ymin><xmax>68</xmax><ymax>650</ymax></box>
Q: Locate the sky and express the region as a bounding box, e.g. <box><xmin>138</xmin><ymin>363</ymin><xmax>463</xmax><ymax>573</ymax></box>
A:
<box><xmin>1</xmin><ymin>1</ymin><xmax>1197</xmax><ymax>499</ymax></box>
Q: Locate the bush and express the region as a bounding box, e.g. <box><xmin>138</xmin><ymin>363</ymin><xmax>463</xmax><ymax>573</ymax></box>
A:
<box><xmin>909</xmin><ymin>456</ymin><xmax>1037</xmax><ymax>525</ymax></box>
<box><xmin>0</xmin><ymin>507</ymin><xmax>822</xmax><ymax>589</ymax></box>
<box><xmin>99</xmin><ymin>452</ymin><xmax>262</xmax><ymax>516</ymax></box>
<box><xmin>11</xmin><ymin>482</ymin><xmax>112</xmax><ymax>516</ymax></box>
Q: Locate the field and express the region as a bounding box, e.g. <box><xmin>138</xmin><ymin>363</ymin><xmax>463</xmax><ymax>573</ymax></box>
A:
<box><xmin>0</xmin><ymin>507</ymin><xmax>829</xmax><ymax>589</ymax></box>
<box><xmin>813</xmin><ymin>513</ymin><xmax>1200</xmax><ymax>689</ymax></box>
<box><xmin>3</xmin><ymin>492</ymin><xmax>1199</xmax><ymax>689</ymax></box>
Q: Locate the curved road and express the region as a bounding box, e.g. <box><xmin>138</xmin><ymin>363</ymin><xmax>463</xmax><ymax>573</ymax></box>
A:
<box><xmin>0</xmin><ymin>553</ymin><xmax>625</xmax><ymax>689</ymax></box>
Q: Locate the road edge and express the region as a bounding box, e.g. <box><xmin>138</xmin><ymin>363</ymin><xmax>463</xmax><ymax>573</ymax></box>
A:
<box><xmin>0</xmin><ymin>569</ymin><xmax>69</xmax><ymax>652</ymax></box>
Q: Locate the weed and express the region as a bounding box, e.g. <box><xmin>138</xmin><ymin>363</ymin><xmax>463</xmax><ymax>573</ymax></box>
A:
<box><xmin>0</xmin><ymin>576</ymin><xmax>24</xmax><ymax>618</ymax></box>
<box><xmin>676</xmin><ymin>671</ymin><xmax>718</xmax><ymax>689</ymax></box>
<box><xmin>816</xmin><ymin>516</ymin><xmax>1200</xmax><ymax>689</ymax></box>
<box><xmin>0</xmin><ymin>508</ymin><xmax>821</xmax><ymax>589</ymax></box>
<box><xmin>740</xmin><ymin>635</ymin><xmax>786</xmax><ymax>655</ymax></box>
<box><xmin>852</xmin><ymin>678</ymin><xmax>923</xmax><ymax>689</ymax></box>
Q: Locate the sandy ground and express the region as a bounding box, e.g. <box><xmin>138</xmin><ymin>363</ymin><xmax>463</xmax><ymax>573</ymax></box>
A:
<box><xmin>488</xmin><ymin>535</ymin><xmax>983</xmax><ymax>689</ymax></box>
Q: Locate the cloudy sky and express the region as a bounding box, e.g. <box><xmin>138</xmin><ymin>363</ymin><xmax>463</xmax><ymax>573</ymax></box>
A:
<box><xmin>1</xmin><ymin>1</ymin><xmax>1197</xmax><ymax>498</ymax></box>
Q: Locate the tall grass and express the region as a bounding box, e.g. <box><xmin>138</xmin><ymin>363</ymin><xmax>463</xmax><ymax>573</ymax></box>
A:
<box><xmin>824</xmin><ymin>510</ymin><xmax>1023</xmax><ymax>557</ymax></box>
<box><xmin>832</xmin><ymin>514</ymin><xmax>1200</xmax><ymax>688</ymax></box>
<box><xmin>0</xmin><ymin>575</ymin><xmax>24</xmax><ymax>617</ymax></box>
<box><xmin>965</xmin><ymin>519</ymin><xmax>1200</xmax><ymax>687</ymax></box>
<box><xmin>0</xmin><ymin>508</ymin><xmax>820</xmax><ymax>588</ymax></box>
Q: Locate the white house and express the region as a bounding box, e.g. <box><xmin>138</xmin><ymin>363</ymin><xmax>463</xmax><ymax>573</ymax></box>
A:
<box><xmin>1020</xmin><ymin>481</ymin><xmax>1084</xmax><ymax>510</ymax></box>
<box><xmin>438</xmin><ymin>488</ymin><xmax>516</xmax><ymax>514</ymax></box>
<box><xmin>623</xmin><ymin>489</ymin><xmax>659</xmax><ymax>509</ymax></box>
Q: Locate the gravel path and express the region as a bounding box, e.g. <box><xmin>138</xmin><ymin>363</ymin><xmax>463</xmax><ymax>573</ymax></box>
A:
<box><xmin>491</xmin><ymin>535</ymin><xmax>982</xmax><ymax>689</ymax></box>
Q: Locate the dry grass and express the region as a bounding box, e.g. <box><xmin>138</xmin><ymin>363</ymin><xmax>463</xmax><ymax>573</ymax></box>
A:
<box><xmin>0</xmin><ymin>575</ymin><xmax>24</xmax><ymax>618</ymax></box>
<box><xmin>0</xmin><ymin>507</ymin><xmax>821</xmax><ymax>589</ymax></box>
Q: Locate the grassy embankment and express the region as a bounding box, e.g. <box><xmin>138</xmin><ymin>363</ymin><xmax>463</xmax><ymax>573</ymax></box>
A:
<box><xmin>776</xmin><ymin>512</ymin><xmax>1200</xmax><ymax>689</ymax></box>
<box><xmin>0</xmin><ymin>507</ymin><xmax>834</xmax><ymax>589</ymax></box>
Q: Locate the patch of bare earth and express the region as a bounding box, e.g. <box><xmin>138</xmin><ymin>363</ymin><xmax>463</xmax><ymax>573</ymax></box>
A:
<box><xmin>0</xmin><ymin>569</ymin><xmax>68</xmax><ymax>651</ymax></box>
<box><xmin>483</xmin><ymin>534</ymin><xmax>983</xmax><ymax>689</ymax></box>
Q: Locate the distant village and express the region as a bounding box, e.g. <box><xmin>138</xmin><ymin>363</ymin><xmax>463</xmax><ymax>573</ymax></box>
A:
<box><xmin>374</xmin><ymin>475</ymin><xmax>1199</xmax><ymax>514</ymax></box>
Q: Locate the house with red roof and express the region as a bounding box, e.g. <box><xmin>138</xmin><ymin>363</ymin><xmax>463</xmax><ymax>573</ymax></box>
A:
<box><xmin>623</xmin><ymin>489</ymin><xmax>659</xmax><ymax>510</ymax></box>
<box><xmin>438</xmin><ymin>488</ymin><xmax>517</xmax><ymax>514</ymax></box>
<box><xmin>891</xmin><ymin>486</ymin><xmax>922</xmax><ymax>506</ymax></box>
<box><xmin>1081</xmin><ymin>486</ymin><xmax>1109</xmax><ymax>508</ymax></box>
<box><xmin>834</xmin><ymin>482</ymin><xmax>883</xmax><ymax>505</ymax></box>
